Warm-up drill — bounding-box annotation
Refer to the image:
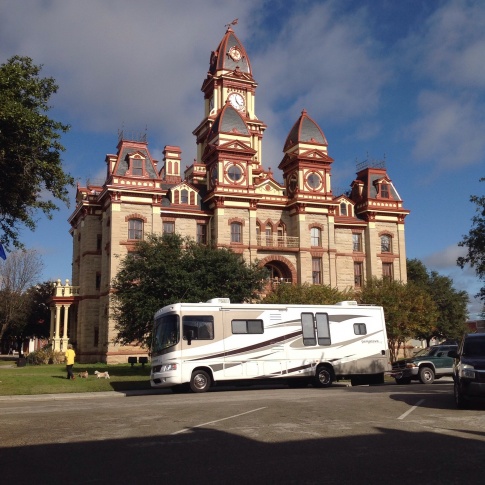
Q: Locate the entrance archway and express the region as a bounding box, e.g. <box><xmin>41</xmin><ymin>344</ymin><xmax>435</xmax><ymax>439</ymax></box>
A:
<box><xmin>258</xmin><ymin>255</ymin><xmax>297</xmax><ymax>286</ymax></box>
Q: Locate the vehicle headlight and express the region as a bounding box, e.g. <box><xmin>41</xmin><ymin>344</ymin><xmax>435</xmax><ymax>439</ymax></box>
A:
<box><xmin>405</xmin><ymin>363</ymin><xmax>417</xmax><ymax>369</ymax></box>
<box><xmin>460</xmin><ymin>364</ymin><xmax>475</xmax><ymax>379</ymax></box>
<box><xmin>161</xmin><ymin>363</ymin><xmax>177</xmax><ymax>372</ymax></box>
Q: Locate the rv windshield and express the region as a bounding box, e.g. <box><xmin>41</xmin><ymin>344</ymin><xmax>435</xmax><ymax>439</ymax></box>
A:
<box><xmin>152</xmin><ymin>313</ymin><xmax>179</xmax><ymax>356</ymax></box>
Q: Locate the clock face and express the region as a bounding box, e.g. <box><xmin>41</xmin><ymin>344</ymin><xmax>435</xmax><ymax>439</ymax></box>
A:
<box><xmin>229</xmin><ymin>46</ymin><xmax>242</xmax><ymax>61</ymax></box>
<box><xmin>306</xmin><ymin>172</ymin><xmax>321</xmax><ymax>189</ymax></box>
<box><xmin>228</xmin><ymin>93</ymin><xmax>245</xmax><ymax>111</ymax></box>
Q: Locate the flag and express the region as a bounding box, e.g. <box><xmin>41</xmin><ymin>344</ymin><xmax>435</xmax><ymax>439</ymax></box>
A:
<box><xmin>0</xmin><ymin>243</ymin><xmax>6</xmax><ymax>260</ymax></box>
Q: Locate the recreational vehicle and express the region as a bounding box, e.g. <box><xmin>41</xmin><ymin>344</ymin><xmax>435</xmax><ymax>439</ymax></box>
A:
<box><xmin>150</xmin><ymin>299</ymin><xmax>390</xmax><ymax>392</ymax></box>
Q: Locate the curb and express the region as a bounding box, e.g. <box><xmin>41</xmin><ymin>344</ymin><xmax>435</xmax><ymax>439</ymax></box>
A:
<box><xmin>0</xmin><ymin>388</ymin><xmax>169</xmax><ymax>402</ymax></box>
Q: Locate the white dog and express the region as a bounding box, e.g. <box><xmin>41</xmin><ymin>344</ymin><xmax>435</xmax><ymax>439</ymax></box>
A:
<box><xmin>94</xmin><ymin>370</ymin><xmax>110</xmax><ymax>379</ymax></box>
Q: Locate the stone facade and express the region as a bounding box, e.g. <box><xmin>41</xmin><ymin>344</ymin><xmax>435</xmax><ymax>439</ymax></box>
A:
<box><xmin>59</xmin><ymin>26</ymin><xmax>410</xmax><ymax>363</ymax></box>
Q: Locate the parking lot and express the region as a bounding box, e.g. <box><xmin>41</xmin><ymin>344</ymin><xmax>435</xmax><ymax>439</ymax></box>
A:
<box><xmin>1</xmin><ymin>379</ymin><xmax>485</xmax><ymax>484</ymax></box>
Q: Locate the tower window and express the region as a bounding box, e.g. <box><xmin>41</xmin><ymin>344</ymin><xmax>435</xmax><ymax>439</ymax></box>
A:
<box><xmin>128</xmin><ymin>219</ymin><xmax>143</xmax><ymax>240</ymax></box>
<box><xmin>163</xmin><ymin>222</ymin><xmax>175</xmax><ymax>235</ymax></box>
<box><xmin>228</xmin><ymin>165</ymin><xmax>243</xmax><ymax>182</ymax></box>
<box><xmin>353</xmin><ymin>233</ymin><xmax>362</xmax><ymax>252</ymax></box>
<box><xmin>312</xmin><ymin>257</ymin><xmax>322</xmax><ymax>284</ymax></box>
<box><xmin>197</xmin><ymin>224</ymin><xmax>207</xmax><ymax>244</ymax></box>
<box><xmin>231</xmin><ymin>222</ymin><xmax>242</xmax><ymax>243</ymax></box>
<box><xmin>381</xmin><ymin>235</ymin><xmax>392</xmax><ymax>253</ymax></box>
<box><xmin>383</xmin><ymin>262</ymin><xmax>393</xmax><ymax>282</ymax></box>
<box><xmin>354</xmin><ymin>262</ymin><xmax>363</xmax><ymax>288</ymax></box>
<box><xmin>311</xmin><ymin>227</ymin><xmax>322</xmax><ymax>247</ymax></box>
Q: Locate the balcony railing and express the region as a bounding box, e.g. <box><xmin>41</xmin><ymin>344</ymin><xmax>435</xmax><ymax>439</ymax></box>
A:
<box><xmin>257</xmin><ymin>235</ymin><xmax>299</xmax><ymax>248</ymax></box>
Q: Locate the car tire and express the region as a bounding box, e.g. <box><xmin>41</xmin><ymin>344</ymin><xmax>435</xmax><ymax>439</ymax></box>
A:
<box><xmin>454</xmin><ymin>381</ymin><xmax>469</xmax><ymax>409</ymax></box>
<box><xmin>419</xmin><ymin>366</ymin><xmax>435</xmax><ymax>384</ymax></box>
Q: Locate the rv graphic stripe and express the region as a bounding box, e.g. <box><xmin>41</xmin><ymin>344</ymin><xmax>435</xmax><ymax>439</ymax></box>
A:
<box><xmin>189</xmin><ymin>330</ymin><xmax>302</xmax><ymax>361</ymax></box>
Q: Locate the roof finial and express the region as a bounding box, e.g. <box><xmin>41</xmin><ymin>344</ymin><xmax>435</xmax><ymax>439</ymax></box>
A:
<box><xmin>225</xmin><ymin>18</ymin><xmax>238</xmax><ymax>30</ymax></box>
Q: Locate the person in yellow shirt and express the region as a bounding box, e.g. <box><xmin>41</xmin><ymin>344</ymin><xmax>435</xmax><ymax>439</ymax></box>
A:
<box><xmin>65</xmin><ymin>344</ymin><xmax>76</xmax><ymax>380</ymax></box>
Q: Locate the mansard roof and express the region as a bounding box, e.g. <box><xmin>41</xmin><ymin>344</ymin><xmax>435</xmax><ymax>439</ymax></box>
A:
<box><xmin>208</xmin><ymin>103</ymin><xmax>250</xmax><ymax>140</ymax></box>
<box><xmin>284</xmin><ymin>109</ymin><xmax>328</xmax><ymax>151</ymax></box>
<box><xmin>209</xmin><ymin>26</ymin><xmax>251</xmax><ymax>76</ymax></box>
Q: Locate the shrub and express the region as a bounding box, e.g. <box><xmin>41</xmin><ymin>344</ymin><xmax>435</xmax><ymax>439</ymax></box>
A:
<box><xmin>27</xmin><ymin>348</ymin><xmax>65</xmax><ymax>365</ymax></box>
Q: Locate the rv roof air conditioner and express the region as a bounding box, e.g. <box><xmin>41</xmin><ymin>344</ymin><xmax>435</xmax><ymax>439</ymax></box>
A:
<box><xmin>335</xmin><ymin>301</ymin><xmax>358</xmax><ymax>306</ymax></box>
<box><xmin>206</xmin><ymin>298</ymin><xmax>231</xmax><ymax>304</ymax></box>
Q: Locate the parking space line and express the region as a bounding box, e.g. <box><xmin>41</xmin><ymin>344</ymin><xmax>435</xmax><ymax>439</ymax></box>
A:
<box><xmin>171</xmin><ymin>406</ymin><xmax>267</xmax><ymax>435</ymax></box>
<box><xmin>398</xmin><ymin>399</ymin><xmax>425</xmax><ymax>420</ymax></box>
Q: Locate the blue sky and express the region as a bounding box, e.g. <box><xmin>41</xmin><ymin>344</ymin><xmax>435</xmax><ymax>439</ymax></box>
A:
<box><xmin>1</xmin><ymin>0</ymin><xmax>484</xmax><ymax>316</ymax></box>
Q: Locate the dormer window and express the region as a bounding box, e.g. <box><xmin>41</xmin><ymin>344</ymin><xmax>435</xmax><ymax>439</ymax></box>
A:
<box><xmin>181</xmin><ymin>189</ymin><xmax>188</xmax><ymax>204</ymax></box>
<box><xmin>380</xmin><ymin>183</ymin><xmax>389</xmax><ymax>198</ymax></box>
<box><xmin>130</xmin><ymin>156</ymin><xmax>144</xmax><ymax>176</ymax></box>
<box><xmin>340</xmin><ymin>203</ymin><xmax>347</xmax><ymax>216</ymax></box>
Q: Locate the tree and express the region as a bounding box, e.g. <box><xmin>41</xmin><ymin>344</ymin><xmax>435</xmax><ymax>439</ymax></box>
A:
<box><xmin>111</xmin><ymin>234</ymin><xmax>268</xmax><ymax>347</ymax></box>
<box><xmin>0</xmin><ymin>250</ymin><xmax>44</xmax><ymax>352</ymax></box>
<box><xmin>356</xmin><ymin>278</ymin><xmax>438</xmax><ymax>362</ymax></box>
<box><xmin>0</xmin><ymin>56</ymin><xmax>75</xmax><ymax>250</ymax></box>
<box><xmin>407</xmin><ymin>258</ymin><xmax>469</xmax><ymax>344</ymax></box>
<box><xmin>458</xmin><ymin>178</ymin><xmax>485</xmax><ymax>302</ymax></box>
<box><xmin>262</xmin><ymin>282</ymin><xmax>355</xmax><ymax>305</ymax></box>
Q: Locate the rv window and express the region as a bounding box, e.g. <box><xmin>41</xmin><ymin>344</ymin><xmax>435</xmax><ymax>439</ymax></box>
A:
<box><xmin>354</xmin><ymin>323</ymin><xmax>367</xmax><ymax>335</ymax></box>
<box><xmin>152</xmin><ymin>313</ymin><xmax>179</xmax><ymax>355</ymax></box>
<box><xmin>316</xmin><ymin>313</ymin><xmax>331</xmax><ymax>346</ymax></box>
<box><xmin>182</xmin><ymin>316</ymin><xmax>214</xmax><ymax>340</ymax></box>
<box><xmin>231</xmin><ymin>320</ymin><xmax>264</xmax><ymax>334</ymax></box>
<box><xmin>301</xmin><ymin>313</ymin><xmax>316</xmax><ymax>346</ymax></box>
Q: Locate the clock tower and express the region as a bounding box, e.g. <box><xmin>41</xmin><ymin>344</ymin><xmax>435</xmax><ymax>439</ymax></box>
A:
<box><xmin>193</xmin><ymin>25</ymin><xmax>266</xmax><ymax>182</ymax></box>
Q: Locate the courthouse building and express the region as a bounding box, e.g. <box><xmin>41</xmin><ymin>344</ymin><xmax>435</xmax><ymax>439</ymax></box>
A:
<box><xmin>50</xmin><ymin>26</ymin><xmax>410</xmax><ymax>363</ymax></box>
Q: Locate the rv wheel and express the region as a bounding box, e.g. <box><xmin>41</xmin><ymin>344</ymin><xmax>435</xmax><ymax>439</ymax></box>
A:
<box><xmin>190</xmin><ymin>370</ymin><xmax>211</xmax><ymax>393</ymax></box>
<box><xmin>314</xmin><ymin>366</ymin><xmax>333</xmax><ymax>388</ymax></box>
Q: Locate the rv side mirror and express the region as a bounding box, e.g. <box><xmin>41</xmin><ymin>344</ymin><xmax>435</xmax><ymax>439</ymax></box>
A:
<box><xmin>448</xmin><ymin>350</ymin><xmax>458</xmax><ymax>358</ymax></box>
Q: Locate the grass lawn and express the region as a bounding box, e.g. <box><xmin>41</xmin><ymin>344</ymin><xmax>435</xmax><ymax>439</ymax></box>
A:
<box><xmin>0</xmin><ymin>359</ymin><xmax>152</xmax><ymax>396</ymax></box>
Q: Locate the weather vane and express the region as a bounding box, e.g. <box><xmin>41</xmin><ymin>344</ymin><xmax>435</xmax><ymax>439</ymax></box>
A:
<box><xmin>225</xmin><ymin>18</ymin><xmax>238</xmax><ymax>29</ymax></box>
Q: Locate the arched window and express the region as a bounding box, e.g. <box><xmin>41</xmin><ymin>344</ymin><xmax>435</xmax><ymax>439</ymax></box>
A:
<box><xmin>311</xmin><ymin>227</ymin><xmax>322</xmax><ymax>247</ymax></box>
<box><xmin>381</xmin><ymin>235</ymin><xmax>392</xmax><ymax>253</ymax></box>
<box><xmin>340</xmin><ymin>203</ymin><xmax>347</xmax><ymax>216</ymax></box>
<box><xmin>231</xmin><ymin>222</ymin><xmax>242</xmax><ymax>243</ymax></box>
<box><xmin>128</xmin><ymin>219</ymin><xmax>143</xmax><ymax>240</ymax></box>
<box><xmin>265</xmin><ymin>224</ymin><xmax>273</xmax><ymax>246</ymax></box>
